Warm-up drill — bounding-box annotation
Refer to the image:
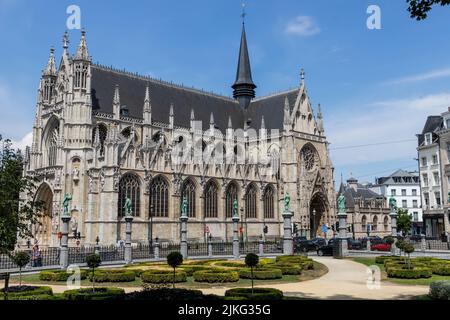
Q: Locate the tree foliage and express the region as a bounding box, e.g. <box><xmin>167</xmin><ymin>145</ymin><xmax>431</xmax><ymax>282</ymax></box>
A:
<box><xmin>397</xmin><ymin>209</ymin><xmax>413</xmax><ymax>236</ymax></box>
<box><xmin>407</xmin><ymin>0</ymin><xmax>450</xmax><ymax>20</ymax></box>
<box><xmin>12</xmin><ymin>251</ymin><xmax>30</xmax><ymax>286</ymax></box>
<box><xmin>245</xmin><ymin>253</ymin><xmax>259</xmax><ymax>294</ymax></box>
<box><xmin>0</xmin><ymin>136</ymin><xmax>43</xmax><ymax>254</ymax></box>
<box><xmin>86</xmin><ymin>253</ymin><xmax>101</xmax><ymax>292</ymax></box>
<box><xmin>167</xmin><ymin>251</ymin><xmax>183</xmax><ymax>289</ymax></box>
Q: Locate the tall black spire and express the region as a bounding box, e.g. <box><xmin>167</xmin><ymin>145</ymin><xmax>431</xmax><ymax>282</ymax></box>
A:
<box><xmin>232</xmin><ymin>22</ymin><xmax>256</xmax><ymax>109</ymax></box>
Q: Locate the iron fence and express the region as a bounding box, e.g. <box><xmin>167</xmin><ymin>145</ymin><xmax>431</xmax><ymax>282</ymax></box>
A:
<box><xmin>159</xmin><ymin>243</ymin><xmax>181</xmax><ymax>258</ymax></box>
<box><xmin>263</xmin><ymin>240</ymin><xmax>283</xmax><ymax>254</ymax></box>
<box><xmin>0</xmin><ymin>247</ymin><xmax>59</xmax><ymax>270</ymax></box>
<box><xmin>132</xmin><ymin>244</ymin><xmax>154</xmax><ymax>260</ymax></box>
<box><xmin>211</xmin><ymin>242</ymin><xmax>233</xmax><ymax>255</ymax></box>
<box><xmin>187</xmin><ymin>242</ymin><xmax>209</xmax><ymax>257</ymax></box>
<box><xmin>239</xmin><ymin>242</ymin><xmax>259</xmax><ymax>254</ymax></box>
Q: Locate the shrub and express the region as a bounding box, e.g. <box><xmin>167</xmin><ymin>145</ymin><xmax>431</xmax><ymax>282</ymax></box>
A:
<box><xmin>63</xmin><ymin>287</ymin><xmax>125</xmax><ymax>300</ymax></box>
<box><xmin>275</xmin><ymin>255</ymin><xmax>306</xmax><ymax>264</ymax></box>
<box><xmin>429</xmin><ymin>281</ymin><xmax>450</xmax><ymax>300</ymax></box>
<box><xmin>239</xmin><ymin>268</ymin><xmax>282</xmax><ymax>280</ymax></box>
<box><xmin>122</xmin><ymin>288</ymin><xmax>207</xmax><ymax>301</ymax></box>
<box><xmin>272</xmin><ymin>264</ymin><xmax>302</xmax><ymax>275</ymax></box>
<box><xmin>11</xmin><ymin>251</ymin><xmax>30</xmax><ymax>286</ymax></box>
<box><xmin>89</xmin><ymin>269</ymin><xmax>135</xmax><ymax>283</ymax></box>
<box><xmin>299</xmin><ymin>260</ymin><xmax>314</xmax><ymax>270</ymax></box>
<box><xmin>39</xmin><ymin>270</ymin><xmax>88</xmax><ymax>282</ymax></box>
<box><xmin>0</xmin><ymin>286</ymin><xmax>53</xmax><ymax>299</ymax></box>
<box><xmin>213</xmin><ymin>261</ymin><xmax>246</xmax><ymax>268</ymax></box>
<box><xmin>225</xmin><ymin>288</ymin><xmax>283</xmax><ymax>300</ymax></box>
<box><xmin>387</xmin><ymin>267</ymin><xmax>432</xmax><ymax>279</ymax></box>
<box><xmin>193</xmin><ymin>270</ymin><xmax>239</xmax><ymax>283</ymax></box>
<box><xmin>432</xmin><ymin>264</ymin><xmax>450</xmax><ymax>276</ymax></box>
<box><xmin>375</xmin><ymin>255</ymin><xmax>400</xmax><ymax>264</ymax></box>
<box><xmin>141</xmin><ymin>270</ymin><xmax>187</xmax><ymax>284</ymax></box>
<box><xmin>86</xmin><ymin>253</ymin><xmax>101</xmax><ymax>292</ymax></box>
<box><xmin>167</xmin><ymin>251</ymin><xmax>183</xmax><ymax>289</ymax></box>
<box><xmin>125</xmin><ymin>268</ymin><xmax>146</xmax><ymax>277</ymax></box>
<box><xmin>183</xmin><ymin>259</ymin><xmax>222</xmax><ymax>265</ymax></box>
<box><xmin>179</xmin><ymin>265</ymin><xmax>216</xmax><ymax>277</ymax></box>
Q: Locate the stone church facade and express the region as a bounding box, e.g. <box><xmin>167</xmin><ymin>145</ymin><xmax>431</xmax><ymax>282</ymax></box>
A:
<box><xmin>23</xmin><ymin>25</ymin><xmax>336</xmax><ymax>247</ymax></box>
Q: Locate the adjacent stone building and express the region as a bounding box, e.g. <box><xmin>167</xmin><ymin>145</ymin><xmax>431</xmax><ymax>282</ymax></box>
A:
<box><xmin>23</xmin><ymin>24</ymin><xmax>336</xmax><ymax>247</ymax></box>
<box><xmin>417</xmin><ymin>109</ymin><xmax>450</xmax><ymax>239</ymax></box>
<box><xmin>339</xmin><ymin>177</ymin><xmax>391</xmax><ymax>239</ymax></box>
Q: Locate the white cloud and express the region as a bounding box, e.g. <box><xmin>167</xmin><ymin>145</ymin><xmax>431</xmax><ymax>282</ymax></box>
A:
<box><xmin>384</xmin><ymin>67</ymin><xmax>450</xmax><ymax>85</ymax></box>
<box><xmin>327</xmin><ymin>93</ymin><xmax>450</xmax><ymax>167</ymax></box>
<box><xmin>285</xmin><ymin>16</ymin><xmax>320</xmax><ymax>37</ymax></box>
<box><xmin>10</xmin><ymin>131</ymin><xmax>32</xmax><ymax>152</ymax></box>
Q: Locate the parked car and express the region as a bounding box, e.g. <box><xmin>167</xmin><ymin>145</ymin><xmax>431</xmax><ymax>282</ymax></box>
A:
<box><xmin>360</xmin><ymin>236</ymin><xmax>383</xmax><ymax>247</ymax></box>
<box><xmin>295</xmin><ymin>237</ymin><xmax>326</xmax><ymax>253</ymax></box>
<box><xmin>371</xmin><ymin>243</ymin><xmax>391</xmax><ymax>251</ymax></box>
<box><xmin>316</xmin><ymin>238</ymin><xmax>336</xmax><ymax>256</ymax></box>
<box><xmin>347</xmin><ymin>238</ymin><xmax>363</xmax><ymax>250</ymax></box>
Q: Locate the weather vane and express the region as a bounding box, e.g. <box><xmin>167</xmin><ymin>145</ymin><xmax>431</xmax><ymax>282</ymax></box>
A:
<box><xmin>241</xmin><ymin>2</ymin><xmax>246</xmax><ymax>23</ymax></box>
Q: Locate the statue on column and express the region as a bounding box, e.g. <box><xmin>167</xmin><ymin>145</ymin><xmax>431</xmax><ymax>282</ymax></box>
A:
<box><xmin>181</xmin><ymin>196</ymin><xmax>188</xmax><ymax>217</ymax></box>
<box><xmin>338</xmin><ymin>193</ymin><xmax>346</xmax><ymax>214</ymax></box>
<box><xmin>62</xmin><ymin>194</ymin><xmax>72</xmax><ymax>217</ymax></box>
<box><xmin>389</xmin><ymin>196</ymin><xmax>397</xmax><ymax>213</ymax></box>
<box><xmin>124</xmin><ymin>197</ymin><xmax>133</xmax><ymax>217</ymax></box>
<box><xmin>284</xmin><ymin>192</ymin><xmax>290</xmax><ymax>211</ymax></box>
<box><xmin>233</xmin><ymin>198</ymin><xmax>238</xmax><ymax>218</ymax></box>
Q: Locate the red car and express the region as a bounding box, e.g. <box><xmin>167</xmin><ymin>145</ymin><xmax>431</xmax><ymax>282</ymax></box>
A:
<box><xmin>371</xmin><ymin>243</ymin><xmax>391</xmax><ymax>251</ymax></box>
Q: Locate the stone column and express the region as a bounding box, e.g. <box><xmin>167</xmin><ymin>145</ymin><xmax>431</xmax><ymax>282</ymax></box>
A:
<box><xmin>282</xmin><ymin>210</ymin><xmax>294</xmax><ymax>255</ymax></box>
<box><xmin>337</xmin><ymin>212</ymin><xmax>348</xmax><ymax>257</ymax></box>
<box><xmin>421</xmin><ymin>234</ymin><xmax>427</xmax><ymax>252</ymax></box>
<box><xmin>60</xmin><ymin>215</ymin><xmax>71</xmax><ymax>269</ymax></box>
<box><xmin>154</xmin><ymin>240</ymin><xmax>160</xmax><ymax>260</ymax></box>
<box><xmin>124</xmin><ymin>216</ymin><xmax>133</xmax><ymax>264</ymax></box>
<box><xmin>232</xmin><ymin>215</ymin><xmax>240</xmax><ymax>259</ymax></box>
<box><xmin>259</xmin><ymin>239</ymin><xmax>264</xmax><ymax>256</ymax></box>
<box><xmin>390</xmin><ymin>210</ymin><xmax>398</xmax><ymax>255</ymax></box>
<box><xmin>180</xmin><ymin>215</ymin><xmax>188</xmax><ymax>259</ymax></box>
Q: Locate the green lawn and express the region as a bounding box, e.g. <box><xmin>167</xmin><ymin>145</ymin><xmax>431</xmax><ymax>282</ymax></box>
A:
<box><xmin>10</xmin><ymin>261</ymin><xmax>328</xmax><ymax>290</ymax></box>
<box><xmin>349</xmin><ymin>257</ymin><xmax>450</xmax><ymax>286</ymax></box>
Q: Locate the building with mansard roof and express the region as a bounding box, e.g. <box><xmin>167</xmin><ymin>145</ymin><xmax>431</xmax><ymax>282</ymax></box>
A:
<box><xmin>23</xmin><ymin>23</ymin><xmax>336</xmax><ymax>247</ymax></box>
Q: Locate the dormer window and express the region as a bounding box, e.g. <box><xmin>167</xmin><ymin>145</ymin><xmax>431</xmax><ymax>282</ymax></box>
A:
<box><xmin>425</xmin><ymin>133</ymin><xmax>432</xmax><ymax>145</ymax></box>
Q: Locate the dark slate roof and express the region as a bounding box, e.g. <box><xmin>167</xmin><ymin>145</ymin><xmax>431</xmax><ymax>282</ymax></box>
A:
<box><xmin>418</xmin><ymin>115</ymin><xmax>442</xmax><ymax>146</ymax></box>
<box><xmin>247</xmin><ymin>89</ymin><xmax>298</xmax><ymax>130</ymax></box>
<box><xmin>340</xmin><ymin>185</ymin><xmax>384</xmax><ymax>209</ymax></box>
<box><xmin>375</xmin><ymin>169</ymin><xmax>419</xmax><ymax>185</ymax></box>
<box><xmin>91</xmin><ymin>65</ymin><xmax>299</xmax><ymax>131</ymax></box>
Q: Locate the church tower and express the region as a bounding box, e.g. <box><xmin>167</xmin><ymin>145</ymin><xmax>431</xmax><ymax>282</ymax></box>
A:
<box><xmin>232</xmin><ymin>22</ymin><xmax>256</xmax><ymax>109</ymax></box>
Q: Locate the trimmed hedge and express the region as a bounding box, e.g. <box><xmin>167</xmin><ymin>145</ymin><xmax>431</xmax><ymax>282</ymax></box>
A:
<box><xmin>193</xmin><ymin>270</ymin><xmax>239</xmax><ymax>283</ymax></box>
<box><xmin>122</xmin><ymin>288</ymin><xmax>207</xmax><ymax>301</ymax></box>
<box><xmin>0</xmin><ymin>286</ymin><xmax>53</xmax><ymax>299</ymax></box>
<box><xmin>272</xmin><ymin>264</ymin><xmax>302</xmax><ymax>275</ymax></box>
<box><xmin>39</xmin><ymin>270</ymin><xmax>88</xmax><ymax>282</ymax></box>
<box><xmin>225</xmin><ymin>288</ymin><xmax>283</xmax><ymax>300</ymax></box>
<box><xmin>141</xmin><ymin>269</ymin><xmax>187</xmax><ymax>283</ymax></box>
<box><xmin>387</xmin><ymin>267</ymin><xmax>432</xmax><ymax>279</ymax></box>
<box><xmin>63</xmin><ymin>287</ymin><xmax>125</xmax><ymax>300</ymax></box>
<box><xmin>183</xmin><ymin>259</ymin><xmax>222</xmax><ymax>265</ymax></box>
<box><xmin>89</xmin><ymin>269</ymin><xmax>136</xmax><ymax>283</ymax></box>
<box><xmin>375</xmin><ymin>255</ymin><xmax>401</xmax><ymax>264</ymax></box>
<box><xmin>238</xmin><ymin>268</ymin><xmax>283</xmax><ymax>280</ymax></box>
<box><xmin>213</xmin><ymin>261</ymin><xmax>246</xmax><ymax>268</ymax></box>
<box><xmin>429</xmin><ymin>281</ymin><xmax>450</xmax><ymax>300</ymax></box>
<box><xmin>179</xmin><ymin>265</ymin><xmax>220</xmax><ymax>277</ymax></box>
<box><xmin>299</xmin><ymin>260</ymin><xmax>314</xmax><ymax>270</ymax></box>
<box><xmin>275</xmin><ymin>255</ymin><xmax>308</xmax><ymax>264</ymax></box>
<box><xmin>432</xmin><ymin>264</ymin><xmax>450</xmax><ymax>276</ymax></box>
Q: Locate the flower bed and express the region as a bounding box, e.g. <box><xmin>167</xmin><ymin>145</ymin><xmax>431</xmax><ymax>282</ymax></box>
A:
<box><xmin>225</xmin><ymin>288</ymin><xmax>283</xmax><ymax>300</ymax></box>
<box><xmin>193</xmin><ymin>270</ymin><xmax>239</xmax><ymax>283</ymax></box>
<box><xmin>39</xmin><ymin>270</ymin><xmax>88</xmax><ymax>282</ymax></box>
<box><xmin>140</xmin><ymin>269</ymin><xmax>187</xmax><ymax>283</ymax></box>
<box><xmin>63</xmin><ymin>287</ymin><xmax>125</xmax><ymax>300</ymax></box>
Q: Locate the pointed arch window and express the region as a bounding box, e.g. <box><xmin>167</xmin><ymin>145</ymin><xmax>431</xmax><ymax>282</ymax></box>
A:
<box><xmin>263</xmin><ymin>185</ymin><xmax>275</xmax><ymax>219</ymax></box>
<box><xmin>204</xmin><ymin>180</ymin><xmax>218</xmax><ymax>218</ymax></box>
<box><xmin>181</xmin><ymin>179</ymin><xmax>196</xmax><ymax>218</ymax></box>
<box><xmin>149</xmin><ymin>176</ymin><xmax>169</xmax><ymax>218</ymax></box>
<box><xmin>245</xmin><ymin>184</ymin><xmax>257</xmax><ymax>219</ymax></box>
<box><xmin>373</xmin><ymin>215</ymin><xmax>378</xmax><ymax>231</ymax></box>
<box><xmin>225</xmin><ymin>182</ymin><xmax>238</xmax><ymax>218</ymax></box>
<box><xmin>361</xmin><ymin>215</ymin><xmax>367</xmax><ymax>230</ymax></box>
<box><xmin>47</xmin><ymin>123</ymin><xmax>59</xmax><ymax>167</ymax></box>
<box><xmin>118</xmin><ymin>174</ymin><xmax>140</xmax><ymax>217</ymax></box>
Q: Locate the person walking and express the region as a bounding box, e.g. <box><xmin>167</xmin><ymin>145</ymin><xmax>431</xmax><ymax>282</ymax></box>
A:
<box><xmin>32</xmin><ymin>245</ymin><xmax>42</xmax><ymax>267</ymax></box>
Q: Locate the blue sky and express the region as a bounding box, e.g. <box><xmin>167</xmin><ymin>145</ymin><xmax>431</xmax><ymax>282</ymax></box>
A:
<box><xmin>1</xmin><ymin>0</ymin><xmax>450</xmax><ymax>185</ymax></box>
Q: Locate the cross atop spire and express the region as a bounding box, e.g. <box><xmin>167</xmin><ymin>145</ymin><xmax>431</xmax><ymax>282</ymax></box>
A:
<box><xmin>300</xmin><ymin>68</ymin><xmax>305</xmax><ymax>86</ymax></box>
<box><xmin>63</xmin><ymin>31</ymin><xmax>69</xmax><ymax>50</ymax></box>
<box><xmin>241</xmin><ymin>2</ymin><xmax>247</xmax><ymax>24</ymax></box>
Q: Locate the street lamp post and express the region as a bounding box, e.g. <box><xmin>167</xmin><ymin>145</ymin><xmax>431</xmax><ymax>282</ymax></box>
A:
<box><xmin>312</xmin><ymin>209</ymin><xmax>316</xmax><ymax>238</ymax></box>
<box><xmin>149</xmin><ymin>204</ymin><xmax>154</xmax><ymax>247</ymax></box>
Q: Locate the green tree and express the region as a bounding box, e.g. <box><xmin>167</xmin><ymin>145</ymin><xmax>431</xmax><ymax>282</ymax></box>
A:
<box><xmin>407</xmin><ymin>0</ymin><xmax>450</xmax><ymax>20</ymax></box>
<box><xmin>403</xmin><ymin>243</ymin><xmax>415</xmax><ymax>269</ymax></box>
<box><xmin>0</xmin><ymin>136</ymin><xmax>43</xmax><ymax>254</ymax></box>
<box><xmin>86</xmin><ymin>253</ymin><xmax>101</xmax><ymax>292</ymax></box>
<box><xmin>167</xmin><ymin>251</ymin><xmax>183</xmax><ymax>289</ymax></box>
<box><xmin>11</xmin><ymin>251</ymin><xmax>30</xmax><ymax>286</ymax></box>
<box><xmin>385</xmin><ymin>236</ymin><xmax>395</xmax><ymax>247</ymax></box>
<box><xmin>395</xmin><ymin>239</ymin><xmax>405</xmax><ymax>257</ymax></box>
<box><xmin>397</xmin><ymin>209</ymin><xmax>413</xmax><ymax>236</ymax></box>
<box><xmin>245</xmin><ymin>253</ymin><xmax>259</xmax><ymax>295</ymax></box>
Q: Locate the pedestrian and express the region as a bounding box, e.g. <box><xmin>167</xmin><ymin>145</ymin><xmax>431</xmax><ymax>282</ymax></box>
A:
<box><xmin>32</xmin><ymin>245</ymin><xmax>42</xmax><ymax>267</ymax></box>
